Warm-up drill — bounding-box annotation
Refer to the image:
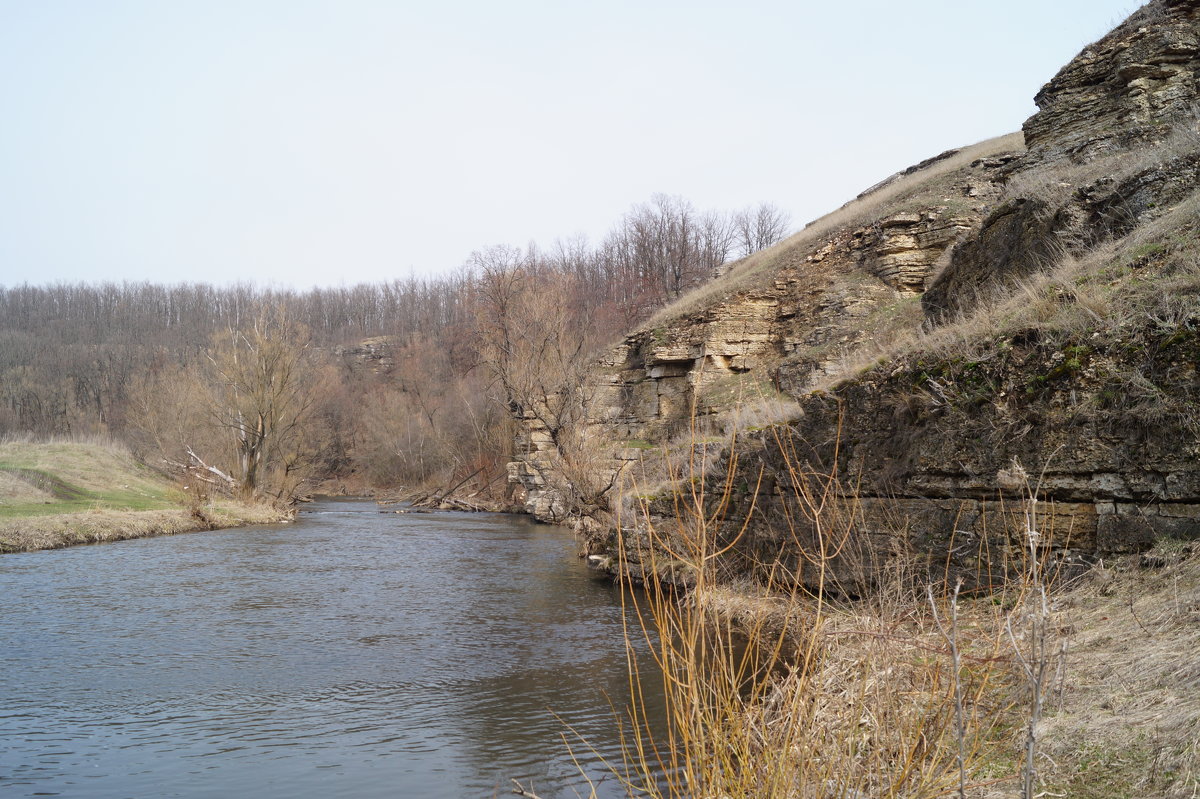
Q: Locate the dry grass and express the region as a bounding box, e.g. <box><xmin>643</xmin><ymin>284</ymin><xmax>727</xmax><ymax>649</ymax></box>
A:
<box><xmin>0</xmin><ymin>437</ymin><xmax>291</xmax><ymax>552</ymax></box>
<box><xmin>0</xmin><ymin>469</ymin><xmax>54</xmax><ymax>503</ymax></box>
<box><xmin>1036</xmin><ymin>546</ymin><xmax>1200</xmax><ymax>799</ymax></box>
<box><xmin>800</xmin><ymin>182</ymin><xmax>1200</xmax><ymax>400</ymax></box>
<box><xmin>779</xmin><ymin>121</ymin><xmax>1200</xmax><ymax>400</ymax></box>
<box><xmin>692</xmin><ymin>370</ymin><xmax>804</xmax><ymax>435</ymax></box>
<box><xmin>588</xmin><ymin>430</ymin><xmax>1090</xmax><ymax>799</ymax></box>
<box><xmin>591</xmin><ymin>415</ymin><xmax>1200</xmax><ymax>799</ymax></box>
<box><xmin>644</xmin><ymin>133</ymin><xmax>1025</xmax><ymax>328</ymax></box>
<box><xmin>1003</xmin><ymin>121</ymin><xmax>1200</xmax><ymax>210</ymax></box>
<box><xmin>0</xmin><ymin>502</ymin><xmax>290</xmax><ymax>553</ymax></box>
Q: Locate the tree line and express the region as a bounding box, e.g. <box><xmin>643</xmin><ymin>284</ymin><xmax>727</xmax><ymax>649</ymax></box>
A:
<box><xmin>0</xmin><ymin>196</ymin><xmax>789</xmax><ymax>504</ymax></box>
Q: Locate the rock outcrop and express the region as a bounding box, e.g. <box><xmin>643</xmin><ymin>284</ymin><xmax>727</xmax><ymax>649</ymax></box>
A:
<box><xmin>925</xmin><ymin>0</ymin><xmax>1200</xmax><ymax>322</ymax></box>
<box><xmin>708</xmin><ymin>318</ymin><xmax>1200</xmax><ymax>592</ymax></box>
<box><xmin>1021</xmin><ymin>0</ymin><xmax>1200</xmax><ymax>165</ymax></box>
<box><xmin>518</xmin><ymin>1</ymin><xmax>1200</xmax><ymax>590</ymax></box>
<box><xmin>510</xmin><ymin>145</ymin><xmax>1020</xmax><ymax>527</ymax></box>
<box><xmin>851</xmin><ymin>211</ymin><xmax>975</xmax><ymax>295</ymax></box>
<box><xmin>332</xmin><ymin>336</ymin><xmax>396</xmax><ymax>375</ymax></box>
<box><xmin>571</xmin><ymin>155</ymin><xmax>1013</xmax><ymax>451</ymax></box>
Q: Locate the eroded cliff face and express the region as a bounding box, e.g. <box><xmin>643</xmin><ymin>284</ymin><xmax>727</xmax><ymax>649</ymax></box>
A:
<box><xmin>1021</xmin><ymin>0</ymin><xmax>1200</xmax><ymax>165</ymax></box>
<box><xmin>750</xmin><ymin>0</ymin><xmax>1200</xmax><ymax>587</ymax></box>
<box><xmin>589</xmin><ymin>161</ymin><xmax>1011</xmax><ymax>439</ymax></box>
<box><xmin>508</xmin><ymin>149</ymin><xmax>1017</xmax><ymax>521</ymax></box>
<box><xmin>926</xmin><ymin>0</ymin><xmax>1200</xmax><ymax>321</ymax></box>
<box><xmin>703</xmin><ymin>317</ymin><xmax>1200</xmax><ymax>593</ymax></box>
<box><xmin>515</xmin><ymin>0</ymin><xmax>1200</xmax><ymax>586</ymax></box>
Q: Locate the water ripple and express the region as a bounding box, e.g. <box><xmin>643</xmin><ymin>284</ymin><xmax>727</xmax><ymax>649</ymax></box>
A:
<box><xmin>0</xmin><ymin>499</ymin><xmax>664</xmax><ymax>798</ymax></box>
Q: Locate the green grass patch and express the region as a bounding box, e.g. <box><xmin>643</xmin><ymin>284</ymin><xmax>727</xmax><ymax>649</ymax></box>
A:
<box><xmin>0</xmin><ymin>441</ymin><xmax>176</xmax><ymax>519</ymax></box>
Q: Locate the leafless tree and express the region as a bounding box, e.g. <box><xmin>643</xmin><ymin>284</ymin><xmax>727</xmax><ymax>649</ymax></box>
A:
<box><xmin>733</xmin><ymin>202</ymin><xmax>792</xmax><ymax>257</ymax></box>
<box><xmin>204</xmin><ymin>307</ymin><xmax>317</xmax><ymax>499</ymax></box>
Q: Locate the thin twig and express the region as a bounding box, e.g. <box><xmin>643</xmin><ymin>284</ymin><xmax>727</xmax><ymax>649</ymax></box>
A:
<box><xmin>510</xmin><ymin>778</ymin><xmax>546</xmax><ymax>799</ymax></box>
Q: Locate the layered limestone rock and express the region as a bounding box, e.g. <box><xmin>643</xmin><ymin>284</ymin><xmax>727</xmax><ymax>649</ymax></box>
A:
<box><xmin>850</xmin><ymin>211</ymin><xmax>975</xmax><ymax>295</ymax></box>
<box><xmin>567</xmin><ymin>3</ymin><xmax>1200</xmax><ymax>587</ymax></box>
<box><xmin>701</xmin><ymin>320</ymin><xmax>1200</xmax><ymax>593</ymax></box>
<box><xmin>581</xmin><ymin>183</ymin><xmax>1009</xmax><ymax>452</ymax></box>
<box><xmin>1021</xmin><ymin>0</ymin><xmax>1200</xmax><ymax>165</ymax></box>
<box><xmin>508</xmin><ymin>147</ymin><xmax>1020</xmax><ymax>522</ymax></box>
<box><xmin>926</xmin><ymin>2</ymin><xmax>1200</xmax><ymax>321</ymax></box>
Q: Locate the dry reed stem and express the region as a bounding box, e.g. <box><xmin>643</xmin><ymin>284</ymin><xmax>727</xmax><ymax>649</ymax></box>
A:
<box><xmin>598</xmin><ymin>424</ymin><xmax>1060</xmax><ymax>799</ymax></box>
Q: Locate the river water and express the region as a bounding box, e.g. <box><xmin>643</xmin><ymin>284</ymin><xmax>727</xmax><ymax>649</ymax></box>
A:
<box><xmin>0</xmin><ymin>499</ymin><xmax>666</xmax><ymax>798</ymax></box>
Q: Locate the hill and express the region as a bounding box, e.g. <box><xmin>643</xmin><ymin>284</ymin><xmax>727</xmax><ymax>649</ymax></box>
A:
<box><xmin>500</xmin><ymin>3</ymin><xmax>1200</xmax><ymax>794</ymax></box>
<box><xmin>0</xmin><ymin>439</ymin><xmax>288</xmax><ymax>552</ymax></box>
<box><xmin>512</xmin><ymin>0</ymin><xmax>1200</xmax><ymax>580</ymax></box>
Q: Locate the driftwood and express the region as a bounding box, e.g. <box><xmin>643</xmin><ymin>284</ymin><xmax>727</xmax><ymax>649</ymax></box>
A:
<box><xmin>406</xmin><ymin>491</ymin><xmax>437</xmax><ymax>508</ymax></box>
<box><xmin>405</xmin><ymin>468</ymin><xmax>486</xmax><ymax>510</ymax></box>
<box><xmin>510</xmin><ymin>779</ymin><xmax>545</xmax><ymax>799</ymax></box>
<box><xmin>464</xmin><ymin>471</ymin><xmax>505</xmax><ymax>499</ymax></box>
<box><xmin>438</xmin><ymin>467</ymin><xmax>484</xmax><ymax>500</ymax></box>
<box><xmin>438</xmin><ymin>497</ymin><xmax>487</xmax><ymax>512</ymax></box>
<box><xmin>376</xmin><ymin>468</ymin><xmax>504</xmax><ymax>514</ymax></box>
<box><xmin>162</xmin><ymin>447</ymin><xmax>236</xmax><ymax>491</ymax></box>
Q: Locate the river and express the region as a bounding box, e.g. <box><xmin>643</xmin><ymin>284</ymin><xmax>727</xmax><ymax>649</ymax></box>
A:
<box><xmin>0</xmin><ymin>499</ymin><xmax>666</xmax><ymax>798</ymax></box>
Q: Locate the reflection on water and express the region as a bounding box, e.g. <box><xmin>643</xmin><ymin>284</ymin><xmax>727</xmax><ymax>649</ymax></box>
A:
<box><xmin>0</xmin><ymin>500</ymin><xmax>665</xmax><ymax>798</ymax></box>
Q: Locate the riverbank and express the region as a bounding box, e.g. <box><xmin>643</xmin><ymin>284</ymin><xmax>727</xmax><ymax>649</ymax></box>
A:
<box><xmin>0</xmin><ymin>502</ymin><xmax>291</xmax><ymax>553</ymax></box>
<box><xmin>0</xmin><ymin>439</ymin><xmax>291</xmax><ymax>553</ymax></box>
<box><xmin>617</xmin><ymin>531</ymin><xmax>1199</xmax><ymax>798</ymax></box>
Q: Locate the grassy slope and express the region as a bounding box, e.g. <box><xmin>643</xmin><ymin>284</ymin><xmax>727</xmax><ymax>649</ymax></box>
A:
<box><xmin>0</xmin><ymin>440</ymin><xmax>176</xmax><ymax>518</ymax></box>
<box><xmin>642</xmin><ymin>132</ymin><xmax>1025</xmax><ymax>329</ymax></box>
<box><xmin>0</xmin><ymin>440</ymin><xmax>288</xmax><ymax>552</ymax></box>
<box><xmin>1037</xmin><ymin>544</ymin><xmax>1200</xmax><ymax>799</ymax></box>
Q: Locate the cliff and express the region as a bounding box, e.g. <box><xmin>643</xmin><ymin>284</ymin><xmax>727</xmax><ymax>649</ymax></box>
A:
<box><xmin>509</xmin><ymin>0</ymin><xmax>1200</xmax><ymax>590</ymax></box>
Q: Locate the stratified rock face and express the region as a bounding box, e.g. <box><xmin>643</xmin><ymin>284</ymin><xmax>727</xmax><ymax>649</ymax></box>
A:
<box><xmin>507</xmin><ymin>146</ymin><xmax>1022</xmax><ymax>521</ymax></box>
<box><xmin>585</xmin><ymin>160</ymin><xmax>1017</xmax><ymax>448</ymax></box>
<box><xmin>851</xmin><ymin>212</ymin><xmax>975</xmax><ymax>296</ymax></box>
<box><xmin>521</xmin><ymin>3</ymin><xmax>1200</xmax><ymax>591</ymax></box>
<box><xmin>1022</xmin><ymin>0</ymin><xmax>1200</xmax><ymax>164</ymax></box>
<box><xmin>922</xmin><ymin>198</ymin><xmax>1072</xmax><ymax>321</ymax></box>
<box><xmin>926</xmin><ymin>1</ymin><xmax>1200</xmax><ymax>322</ymax></box>
<box><xmin>333</xmin><ymin>336</ymin><xmax>396</xmax><ymax>375</ymax></box>
<box><xmin>587</xmin><ymin>210</ymin><xmax>984</xmax><ymax>444</ymax></box>
<box><xmin>924</xmin><ymin>146</ymin><xmax>1200</xmax><ymax>321</ymax></box>
<box><xmin>712</xmin><ymin>321</ymin><xmax>1200</xmax><ymax>594</ymax></box>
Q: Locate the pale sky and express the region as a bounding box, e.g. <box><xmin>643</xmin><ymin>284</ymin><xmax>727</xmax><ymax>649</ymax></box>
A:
<box><xmin>0</xmin><ymin>0</ymin><xmax>1144</xmax><ymax>288</ymax></box>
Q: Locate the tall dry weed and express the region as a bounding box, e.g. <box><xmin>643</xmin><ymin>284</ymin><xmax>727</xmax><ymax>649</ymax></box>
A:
<box><xmin>587</xmin><ymin>427</ymin><xmax>1078</xmax><ymax>799</ymax></box>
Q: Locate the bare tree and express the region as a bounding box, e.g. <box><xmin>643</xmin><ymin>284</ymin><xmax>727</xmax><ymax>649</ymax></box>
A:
<box><xmin>733</xmin><ymin>202</ymin><xmax>792</xmax><ymax>257</ymax></box>
<box><xmin>205</xmin><ymin>307</ymin><xmax>317</xmax><ymax>499</ymax></box>
<box><xmin>472</xmin><ymin>248</ymin><xmax>617</xmax><ymax>512</ymax></box>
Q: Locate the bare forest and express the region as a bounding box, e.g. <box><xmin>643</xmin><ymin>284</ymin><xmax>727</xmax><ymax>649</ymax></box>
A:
<box><xmin>0</xmin><ymin>197</ymin><xmax>789</xmax><ymax>504</ymax></box>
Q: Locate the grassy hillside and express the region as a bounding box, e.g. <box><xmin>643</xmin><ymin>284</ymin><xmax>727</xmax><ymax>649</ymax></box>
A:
<box><xmin>0</xmin><ymin>439</ymin><xmax>177</xmax><ymax>518</ymax></box>
<box><xmin>643</xmin><ymin>132</ymin><xmax>1024</xmax><ymax>329</ymax></box>
<box><xmin>0</xmin><ymin>438</ymin><xmax>288</xmax><ymax>552</ymax></box>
